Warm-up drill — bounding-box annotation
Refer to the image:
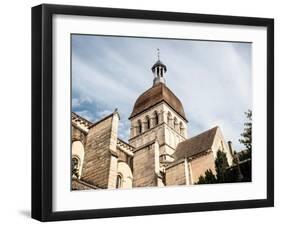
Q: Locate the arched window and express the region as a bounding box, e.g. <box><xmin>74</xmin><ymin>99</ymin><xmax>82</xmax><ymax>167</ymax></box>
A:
<box><xmin>145</xmin><ymin>115</ymin><xmax>150</xmax><ymax>130</ymax></box>
<box><xmin>167</xmin><ymin>112</ymin><xmax>172</xmax><ymax>126</ymax></box>
<box><xmin>154</xmin><ymin>111</ymin><xmax>159</xmax><ymax>126</ymax></box>
<box><xmin>72</xmin><ymin>156</ymin><xmax>80</xmax><ymax>178</ymax></box>
<box><xmin>116</xmin><ymin>174</ymin><xmax>122</xmax><ymax>188</ymax></box>
<box><xmin>174</xmin><ymin>117</ymin><xmax>178</xmax><ymax>129</ymax></box>
<box><xmin>179</xmin><ymin>122</ymin><xmax>184</xmax><ymax>136</ymax></box>
<box><xmin>72</xmin><ymin>140</ymin><xmax>85</xmax><ymax>179</ymax></box>
<box><xmin>117</xmin><ymin>162</ymin><xmax>133</xmax><ymax>189</ymax></box>
<box><xmin>137</xmin><ymin>120</ymin><xmax>142</xmax><ymax>134</ymax></box>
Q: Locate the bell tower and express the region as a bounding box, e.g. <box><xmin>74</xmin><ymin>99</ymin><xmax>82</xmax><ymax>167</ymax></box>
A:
<box><xmin>128</xmin><ymin>50</ymin><xmax>188</xmax><ymax>187</ymax></box>
<box><xmin>129</xmin><ymin>50</ymin><xmax>188</xmax><ymax>165</ymax></box>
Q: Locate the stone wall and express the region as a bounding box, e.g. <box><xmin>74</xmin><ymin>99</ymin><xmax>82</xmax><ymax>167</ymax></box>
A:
<box><xmin>165</xmin><ymin>159</ymin><xmax>188</xmax><ymax>186</ymax></box>
<box><xmin>162</xmin><ymin>103</ymin><xmax>187</xmax><ymax>138</ymax></box>
<box><xmin>116</xmin><ymin>148</ymin><xmax>132</xmax><ymax>166</ymax></box>
<box><xmin>117</xmin><ymin>161</ymin><xmax>133</xmax><ymax>188</ymax></box>
<box><xmin>72</xmin><ymin>178</ymin><xmax>98</xmax><ymax>190</ymax></box>
<box><xmin>107</xmin><ymin>155</ymin><xmax>118</xmax><ymax>189</ymax></box>
<box><xmin>81</xmin><ymin>112</ymin><xmax>119</xmax><ymax>189</ymax></box>
<box><xmin>129</xmin><ymin>102</ymin><xmax>187</xmax><ymax>160</ymax></box>
<box><xmin>163</xmin><ymin>124</ymin><xmax>186</xmax><ymax>155</ymax></box>
<box><xmin>189</xmin><ymin>151</ymin><xmax>215</xmax><ymax>183</ymax></box>
<box><xmin>129</xmin><ymin>124</ymin><xmax>164</xmax><ymax>150</ymax></box>
<box><xmin>132</xmin><ymin>141</ymin><xmax>160</xmax><ymax>187</ymax></box>
<box><xmin>211</xmin><ymin>127</ymin><xmax>234</xmax><ymax>166</ymax></box>
<box><xmin>72</xmin><ymin>126</ymin><xmax>86</xmax><ymax>144</ymax></box>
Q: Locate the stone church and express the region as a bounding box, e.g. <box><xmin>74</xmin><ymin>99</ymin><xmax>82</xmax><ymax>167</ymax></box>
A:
<box><xmin>71</xmin><ymin>57</ymin><xmax>234</xmax><ymax>190</ymax></box>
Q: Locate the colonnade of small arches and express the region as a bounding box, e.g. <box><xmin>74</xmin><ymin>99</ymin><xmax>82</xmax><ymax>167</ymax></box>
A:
<box><xmin>166</xmin><ymin>111</ymin><xmax>185</xmax><ymax>135</ymax></box>
<box><xmin>133</xmin><ymin>110</ymin><xmax>185</xmax><ymax>136</ymax></box>
<box><xmin>136</xmin><ymin>110</ymin><xmax>159</xmax><ymax>134</ymax></box>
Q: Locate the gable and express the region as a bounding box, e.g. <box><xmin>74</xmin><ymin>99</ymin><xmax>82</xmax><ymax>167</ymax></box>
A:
<box><xmin>174</xmin><ymin>126</ymin><xmax>218</xmax><ymax>160</ymax></box>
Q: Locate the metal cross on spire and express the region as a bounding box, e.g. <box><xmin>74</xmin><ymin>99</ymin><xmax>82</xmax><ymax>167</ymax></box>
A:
<box><xmin>157</xmin><ymin>48</ymin><xmax>160</xmax><ymax>60</ymax></box>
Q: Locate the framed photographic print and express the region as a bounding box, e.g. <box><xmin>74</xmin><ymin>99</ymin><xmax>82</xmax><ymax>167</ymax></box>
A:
<box><xmin>31</xmin><ymin>4</ymin><xmax>274</xmax><ymax>221</ymax></box>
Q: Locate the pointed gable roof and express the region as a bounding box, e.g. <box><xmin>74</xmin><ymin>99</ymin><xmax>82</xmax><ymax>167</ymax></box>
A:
<box><xmin>174</xmin><ymin>126</ymin><xmax>219</xmax><ymax>160</ymax></box>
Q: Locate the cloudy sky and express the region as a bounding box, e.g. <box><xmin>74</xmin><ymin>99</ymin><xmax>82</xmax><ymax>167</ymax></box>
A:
<box><xmin>72</xmin><ymin>34</ymin><xmax>252</xmax><ymax>151</ymax></box>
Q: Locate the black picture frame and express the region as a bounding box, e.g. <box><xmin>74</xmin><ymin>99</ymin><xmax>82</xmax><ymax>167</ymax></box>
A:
<box><xmin>31</xmin><ymin>3</ymin><xmax>274</xmax><ymax>222</ymax></box>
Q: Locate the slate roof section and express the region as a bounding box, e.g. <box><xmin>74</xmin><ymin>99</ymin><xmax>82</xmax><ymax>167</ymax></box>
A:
<box><xmin>174</xmin><ymin>126</ymin><xmax>219</xmax><ymax>160</ymax></box>
<box><xmin>129</xmin><ymin>83</ymin><xmax>187</xmax><ymax>121</ymax></box>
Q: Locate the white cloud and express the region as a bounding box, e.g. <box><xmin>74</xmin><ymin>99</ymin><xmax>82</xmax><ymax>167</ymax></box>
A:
<box><xmin>96</xmin><ymin>109</ymin><xmax>112</xmax><ymax>118</ymax></box>
<box><xmin>72</xmin><ymin>98</ymin><xmax>80</xmax><ymax>108</ymax></box>
<box><xmin>75</xmin><ymin>110</ymin><xmax>93</xmax><ymax>121</ymax></box>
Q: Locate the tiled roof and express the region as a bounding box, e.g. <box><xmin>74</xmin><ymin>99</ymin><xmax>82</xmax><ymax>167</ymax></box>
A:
<box><xmin>129</xmin><ymin>83</ymin><xmax>187</xmax><ymax>120</ymax></box>
<box><xmin>174</xmin><ymin>126</ymin><xmax>218</xmax><ymax>160</ymax></box>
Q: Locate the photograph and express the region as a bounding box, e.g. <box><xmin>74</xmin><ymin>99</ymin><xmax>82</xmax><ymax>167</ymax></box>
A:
<box><xmin>31</xmin><ymin>3</ymin><xmax>274</xmax><ymax>221</ymax></box>
<box><xmin>71</xmin><ymin>34</ymin><xmax>252</xmax><ymax>190</ymax></box>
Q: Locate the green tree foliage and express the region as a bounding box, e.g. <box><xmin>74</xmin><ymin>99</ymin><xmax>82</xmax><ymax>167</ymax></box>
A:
<box><xmin>197</xmin><ymin>175</ymin><xmax>205</xmax><ymax>184</ymax></box>
<box><xmin>196</xmin><ymin>110</ymin><xmax>252</xmax><ymax>185</ymax></box>
<box><xmin>238</xmin><ymin>110</ymin><xmax>252</xmax><ymax>160</ymax></box>
<box><xmin>197</xmin><ymin>150</ymin><xmax>231</xmax><ymax>184</ymax></box>
<box><xmin>205</xmin><ymin>169</ymin><xmax>217</xmax><ymax>183</ymax></box>
<box><xmin>197</xmin><ymin>169</ymin><xmax>216</xmax><ymax>184</ymax></box>
<box><xmin>215</xmin><ymin>150</ymin><xmax>229</xmax><ymax>183</ymax></box>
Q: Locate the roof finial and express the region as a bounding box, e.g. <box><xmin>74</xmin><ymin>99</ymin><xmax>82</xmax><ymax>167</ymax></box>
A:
<box><xmin>157</xmin><ymin>48</ymin><xmax>160</xmax><ymax>60</ymax></box>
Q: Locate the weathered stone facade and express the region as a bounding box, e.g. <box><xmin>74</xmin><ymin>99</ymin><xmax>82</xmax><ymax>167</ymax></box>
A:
<box><xmin>166</xmin><ymin>159</ymin><xmax>189</xmax><ymax>186</ymax></box>
<box><xmin>189</xmin><ymin>152</ymin><xmax>216</xmax><ymax>183</ymax></box>
<box><xmin>81</xmin><ymin>112</ymin><xmax>119</xmax><ymax>188</ymax></box>
<box><xmin>132</xmin><ymin>141</ymin><xmax>160</xmax><ymax>187</ymax></box>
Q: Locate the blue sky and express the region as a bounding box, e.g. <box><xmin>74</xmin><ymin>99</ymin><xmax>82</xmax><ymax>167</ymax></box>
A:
<box><xmin>72</xmin><ymin>34</ymin><xmax>252</xmax><ymax>151</ymax></box>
